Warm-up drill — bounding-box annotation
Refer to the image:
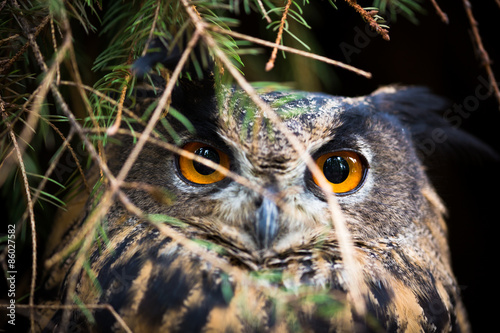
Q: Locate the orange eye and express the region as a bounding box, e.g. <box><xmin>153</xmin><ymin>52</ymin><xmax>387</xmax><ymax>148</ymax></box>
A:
<box><xmin>312</xmin><ymin>151</ymin><xmax>366</xmax><ymax>194</ymax></box>
<box><xmin>178</xmin><ymin>142</ymin><xmax>230</xmax><ymax>184</ymax></box>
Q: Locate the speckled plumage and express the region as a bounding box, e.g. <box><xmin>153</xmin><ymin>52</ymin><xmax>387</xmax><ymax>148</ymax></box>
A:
<box><xmin>36</xmin><ymin>72</ymin><xmax>493</xmax><ymax>332</ymax></box>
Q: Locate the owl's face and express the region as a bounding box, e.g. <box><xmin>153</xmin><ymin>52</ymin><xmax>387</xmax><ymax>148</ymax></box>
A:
<box><xmin>45</xmin><ymin>82</ymin><xmax>481</xmax><ymax>332</ymax></box>
<box><xmin>112</xmin><ymin>87</ymin><xmax>444</xmax><ymax>260</ymax></box>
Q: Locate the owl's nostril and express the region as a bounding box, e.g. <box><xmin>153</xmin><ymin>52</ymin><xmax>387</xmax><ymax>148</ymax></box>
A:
<box><xmin>255</xmin><ymin>195</ymin><xmax>279</xmax><ymax>249</ymax></box>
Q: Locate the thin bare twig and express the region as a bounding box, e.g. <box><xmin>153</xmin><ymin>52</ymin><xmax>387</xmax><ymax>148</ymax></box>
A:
<box><xmin>40</xmin><ymin>121</ymin><xmax>90</xmax><ymax>193</ymax></box>
<box><xmin>256</xmin><ymin>0</ymin><xmax>272</xmax><ymax>23</ymax></box>
<box><xmin>106</xmin><ymin>76</ymin><xmax>130</xmax><ymax>136</ymax></box>
<box><xmin>265</xmin><ymin>0</ymin><xmax>292</xmax><ymax>71</ymax></box>
<box><xmin>59</xmin><ymin>80</ymin><xmax>158</xmax><ymax>133</ymax></box>
<box><xmin>108</xmin><ymin>47</ymin><xmax>135</xmax><ymax>136</ymax></box>
<box><xmin>429</xmin><ymin>0</ymin><xmax>449</xmax><ymax>24</ymax></box>
<box><xmin>8</xmin><ymin>303</ymin><xmax>133</xmax><ymax>333</ymax></box>
<box><xmin>141</xmin><ymin>0</ymin><xmax>162</xmax><ymax>57</ymax></box>
<box><xmin>0</xmin><ymin>15</ymin><xmax>50</xmax><ymax>75</ymax></box>
<box><xmin>85</xmin><ymin>127</ymin><xmax>274</xmax><ymax>201</ymax></box>
<box><xmin>0</xmin><ymin>16</ymin><xmax>71</xmax><ymax>187</ymax></box>
<box><xmin>17</xmin><ymin>125</ymin><xmax>88</xmax><ymax>230</ymax></box>
<box><xmin>462</xmin><ymin>0</ymin><xmax>500</xmax><ymax>108</ymax></box>
<box><xmin>50</xmin><ymin>18</ymin><xmax>61</xmax><ymax>84</ymax></box>
<box><xmin>66</xmin><ymin>41</ymin><xmax>107</xmax><ymax>179</ymax></box>
<box><xmin>114</xmin><ymin>32</ymin><xmax>201</xmax><ymax>188</ymax></box>
<box><xmin>208</xmin><ymin>25</ymin><xmax>372</xmax><ymax>78</ymax></box>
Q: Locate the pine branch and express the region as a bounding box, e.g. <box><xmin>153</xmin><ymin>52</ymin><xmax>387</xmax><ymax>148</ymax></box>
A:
<box><xmin>265</xmin><ymin>0</ymin><xmax>292</xmax><ymax>71</ymax></box>
<box><xmin>209</xmin><ymin>26</ymin><xmax>372</xmax><ymax>78</ymax></box>
<box><xmin>345</xmin><ymin>0</ymin><xmax>390</xmax><ymax>41</ymax></box>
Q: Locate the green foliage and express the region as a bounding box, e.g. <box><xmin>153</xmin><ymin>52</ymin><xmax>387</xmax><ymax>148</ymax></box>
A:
<box><xmin>372</xmin><ymin>0</ymin><xmax>425</xmax><ymax>23</ymax></box>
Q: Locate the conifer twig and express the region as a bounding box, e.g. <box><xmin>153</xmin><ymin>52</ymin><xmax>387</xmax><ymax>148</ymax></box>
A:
<box><xmin>50</xmin><ymin>18</ymin><xmax>61</xmax><ymax>84</ymax></box>
<box><xmin>106</xmin><ymin>76</ymin><xmax>129</xmax><ymax>136</ymax></box>
<box><xmin>265</xmin><ymin>0</ymin><xmax>292</xmax><ymax>71</ymax></box>
<box><xmin>208</xmin><ymin>26</ymin><xmax>372</xmax><ymax>78</ymax></box>
<box><xmin>142</xmin><ymin>0</ymin><xmax>162</xmax><ymax>57</ymax></box>
<box><xmin>66</xmin><ymin>43</ymin><xmax>106</xmax><ymax>178</ymax></box>
<box><xmin>462</xmin><ymin>0</ymin><xmax>500</xmax><ymax>109</ymax></box>
<box><xmin>429</xmin><ymin>0</ymin><xmax>449</xmax><ymax>24</ymax></box>
<box><xmin>0</xmin><ymin>15</ymin><xmax>50</xmax><ymax>75</ymax></box>
<box><xmin>59</xmin><ymin>80</ymin><xmax>158</xmax><ymax>134</ymax></box>
<box><xmin>256</xmin><ymin>0</ymin><xmax>272</xmax><ymax>23</ymax></box>
<box><xmin>344</xmin><ymin>0</ymin><xmax>390</xmax><ymax>41</ymax></box>
<box><xmin>11</xmin><ymin>304</ymin><xmax>133</xmax><ymax>333</ymax></box>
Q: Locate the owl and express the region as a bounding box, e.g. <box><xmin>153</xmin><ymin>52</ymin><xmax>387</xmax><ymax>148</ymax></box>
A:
<box><xmin>36</xmin><ymin>58</ymin><xmax>498</xmax><ymax>332</ymax></box>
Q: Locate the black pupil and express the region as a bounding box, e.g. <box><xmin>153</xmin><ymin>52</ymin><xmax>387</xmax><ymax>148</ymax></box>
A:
<box><xmin>193</xmin><ymin>147</ymin><xmax>220</xmax><ymax>175</ymax></box>
<box><xmin>323</xmin><ymin>156</ymin><xmax>349</xmax><ymax>184</ymax></box>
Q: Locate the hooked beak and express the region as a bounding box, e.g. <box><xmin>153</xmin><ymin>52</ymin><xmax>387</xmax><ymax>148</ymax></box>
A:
<box><xmin>255</xmin><ymin>194</ymin><xmax>280</xmax><ymax>249</ymax></box>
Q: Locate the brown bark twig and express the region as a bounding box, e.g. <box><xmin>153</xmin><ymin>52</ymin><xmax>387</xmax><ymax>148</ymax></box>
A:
<box><xmin>208</xmin><ymin>25</ymin><xmax>372</xmax><ymax>78</ymax></box>
<box><xmin>462</xmin><ymin>0</ymin><xmax>500</xmax><ymax>109</ymax></box>
<box><xmin>430</xmin><ymin>0</ymin><xmax>449</xmax><ymax>24</ymax></box>
<box><xmin>265</xmin><ymin>0</ymin><xmax>292</xmax><ymax>71</ymax></box>
<box><xmin>344</xmin><ymin>0</ymin><xmax>390</xmax><ymax>41</ymax></box>
<box><xmin>6</xmin><ymin>303</ymin><xmax>133</xmax><ymax>333</ymax></box>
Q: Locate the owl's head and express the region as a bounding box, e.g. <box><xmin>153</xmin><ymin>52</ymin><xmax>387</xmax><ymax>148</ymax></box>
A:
<box><xmin>109</xmin><ymin>75</ymin><xmax>495</xmax><ymax>262</ymax></box>
<box><xmin>91</xmin><ymin>64</ymin><xmax>500</xmax><ymax>331</ymax></box>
